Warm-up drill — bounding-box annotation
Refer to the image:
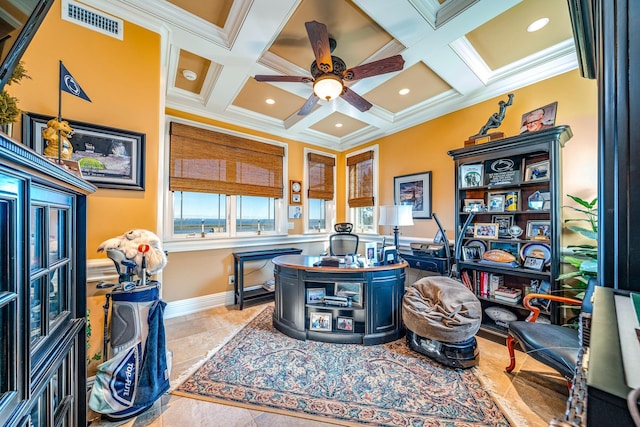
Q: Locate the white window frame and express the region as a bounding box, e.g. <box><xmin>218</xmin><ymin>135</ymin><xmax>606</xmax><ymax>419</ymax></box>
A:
<box><xmin>304</xmin><ymin>148</ymin><xmax>336</xmax><ymax>234</ymax></box>
<box><xmin>346</xmin><ymin>145</ymin><xmax>379</xmax><ymax>234</ymax></box>
<box><xmin>161</xmin><ymin>117</ymin><xmax>288</xmax><ymax>244</ymax></box>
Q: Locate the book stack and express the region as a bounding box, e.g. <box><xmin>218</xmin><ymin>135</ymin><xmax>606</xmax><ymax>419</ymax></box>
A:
<box><xmin>262</xmin><ymin>279</ymin><xmax>275</xmax><ymax>292</ymax></box>
<box><xmin>488</xmin><ymin>274</ymin><xmax>504</xmax><ymax>297</ymax></box>
<box><xmin>493</xmin><ymin>287</ymin><xmax>522</xmax><ymax>304</ymax></box>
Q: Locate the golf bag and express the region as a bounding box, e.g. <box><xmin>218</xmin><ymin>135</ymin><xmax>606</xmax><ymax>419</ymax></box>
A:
<box><xmin>89</xmin><ymin>249</ymin><xmax>170</xmax><ymax>421</ymax></box>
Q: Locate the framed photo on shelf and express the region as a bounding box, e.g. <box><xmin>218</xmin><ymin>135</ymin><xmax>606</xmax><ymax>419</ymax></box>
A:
<box><xmin>520</xmin><ymin>102</ymin><xmax>558</xmax><ymax>134</ymax></box>
<box><xmin>335</xmin><ymin>282</ymin><xmax>363</xmax><ymax>308</ymax></box>
<box><xmin>488</xmin><ymin>194</ymin><xmax>505</xmax><ymax>212</ymax></box>
<box><xmin>393</xmin><ymin>171</ymin><xmax>432</xmax><ymax>219</ymax></box>
<box><xmin>524</xmin><ymin>160</ymin><xmax>550</xmax><ymax>181</ymax></box>
<box><xmin>461</xmin><ymin>244</ymin><xmax>485</xmax><ymax>261</ymax></box>
<box><xmin>489</xmin><ymin>241</ymin><xmax>519</xmax><ymax>258</ymax></box>
<box><xmin>306</xmin><ymin>288</ymin><xmax>326</xmax><ymax>304</ymax></box>
<box><xmin>309</xmin><ymin>312</ymin><xmax>332</xmax><ymax>332</ymax></box>
<box><xmin>523</xmin><ymin>256</ymin><xmax>545</xmax><ymax>271</ymax></box>
<box><xmin>463</xmin><ymin>198</ymin><xmax>485</xmax><ymax>213</ymax></box>
<box><xmin>336</xmin><ymin>316</ymin><xmax>354</xmax><ymax>331</ymax></box>
<box><xmin>22</xmin><ymin>112</ymin><xmax>146</xmax><ymax>190</ymax></box>
<box><xmin>473</xmin><ymin>223</ymin><xmax>499</xmax><ymax>239</ymax></box>
<box><xmin>526</xmin><ymin>220</ymin><xmax>551</xmax><ymax>239</ymax></box>
<box><xmin>491</xmin><ymin>214</ymin><xmax>513</xmax><ymax>236</ymax></box>
<box><xmin>459</xmin><ymin>163</ymin><xmax>483</xmax><ymax>188</ymax></box>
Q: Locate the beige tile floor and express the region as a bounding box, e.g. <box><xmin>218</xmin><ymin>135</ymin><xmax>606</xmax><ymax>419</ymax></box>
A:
<box><xmin>89</xmin><ymin>302</ymin><xmax>568</xmax><ymax>426</ymax></box>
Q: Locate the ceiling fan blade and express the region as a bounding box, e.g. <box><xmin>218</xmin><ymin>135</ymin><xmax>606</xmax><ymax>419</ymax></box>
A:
<box><xmin>305</xmin><ymin>21</ymin><xmax>333</xmax><ymax>73</ymax></box>
<box><xmin>254</xmin><ymin>75</ymin><xmax>312</xmax><ymax>83</ymax></box>
<box><xmin>342</xmin><ymin>55</ymin><xmax>405</xmax><ymax>81</ymax></box>
<box><xmin>298</xmin><ymin>93</ymin><xmax>320</xmax><ymax>116</ymax></box>
<box><xmin>340</xmin><ymin>87</ymin><xmax>373</xmax><ymax>112</ymax></box>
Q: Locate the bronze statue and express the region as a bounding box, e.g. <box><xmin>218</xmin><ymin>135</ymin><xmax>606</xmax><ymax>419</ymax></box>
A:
<box><xmin>476</xmin><ymin>93</ymin><xmax>514</xmax><ymax>136</ymax></box>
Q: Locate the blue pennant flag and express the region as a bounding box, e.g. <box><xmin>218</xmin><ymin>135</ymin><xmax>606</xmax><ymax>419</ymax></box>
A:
<box><xmin>59</xmin><ymin>62</ymin><xmax>91</xmax><ymax>102</ymax></box>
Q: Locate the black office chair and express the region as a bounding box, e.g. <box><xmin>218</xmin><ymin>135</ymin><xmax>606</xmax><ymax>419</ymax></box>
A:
<box><xmin>505</xmin><ymin>277</ymin><xmax>596</xmax><ymax>384</ymax></box>
<box><xmin>329</xmin><ymin>223</ymin><xmax>359</xmax><ymax>256</ymax></box>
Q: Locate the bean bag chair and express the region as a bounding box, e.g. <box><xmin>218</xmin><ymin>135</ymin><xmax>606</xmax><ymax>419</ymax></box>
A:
<box><xmin>402</xmin><ymin>276</ymin><xmax>481</xmax><ymax>368</ymax></box>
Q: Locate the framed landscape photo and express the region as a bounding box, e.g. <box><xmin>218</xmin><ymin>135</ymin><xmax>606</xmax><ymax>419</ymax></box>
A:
<box><xmin>22</xmin><ymin>112</ymin><xmax>146</xmax><ymax>190</ymax></box>
<box><xmin>309</xmin><ymin>312</ymin><xmax>332</xmax><ymax>332</ymax></box>
<box><xmin>394</xmin><ymin>171</ymin><xmax>432</xmax><ymax>219</ymax></box>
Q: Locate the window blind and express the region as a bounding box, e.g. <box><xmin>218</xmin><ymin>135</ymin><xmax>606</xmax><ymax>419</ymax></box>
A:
<box><xmin>307</xmin><ymin>152</ymin><xmax>335</xmax><ymax>200</ymax></box>
<box><xmin>347</xmin><ymin>150</ymin><xmax>374</xmax><ymax>207</ymax></box>
<box><xmin>169</xmin><ymin>122</ymin><xmax>284</xmax><ymax>198</ymax></box>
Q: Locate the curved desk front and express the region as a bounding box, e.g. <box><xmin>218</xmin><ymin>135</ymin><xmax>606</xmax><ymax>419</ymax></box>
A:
<box><xmin>272</xmin><ymin>255</ymin><xmax>407</xmax><ymax>345</ymax></box>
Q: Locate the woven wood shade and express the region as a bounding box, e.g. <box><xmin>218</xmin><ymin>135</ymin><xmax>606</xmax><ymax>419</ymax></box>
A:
<box><xmin>170</xmin><ymin>122</ymin><xmax>284</xmax><ymax>198</ymax></box>
<box><xmin>307</xmin><ymin>152</ymin><xmax>335</xmax><ymax>200</ymax></box>
<box><xmin>347</xmin><ymin>150</ymin><xmax>374</xmax><ymax>207</ymax></box>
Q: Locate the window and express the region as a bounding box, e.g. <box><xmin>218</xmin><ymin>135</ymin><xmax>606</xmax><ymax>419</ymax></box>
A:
<box><xmin>305</xmin><ymin>150</ymin><xmax>336</xmax><ymax>232</ymax></box>
<box><xmin>168</xmin><ymin>122</ymin><xmax>285</xmax><ymax>238</ymax></box>
<box><xmin>347</xmin><ymin>148</ymin><xmax>377</xmax><ymax>232</ymax></box>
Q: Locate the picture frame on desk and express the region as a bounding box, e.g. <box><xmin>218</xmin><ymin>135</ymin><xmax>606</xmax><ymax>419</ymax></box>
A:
<box><xmin>309</xmin><ymin>312</ymin><xmax>332</xmax><ymax>332</ymax></box>
<box><xmin>364</xmin><ymin>242</ymin><xmax>377</xmax><ymax>266</ymax></box>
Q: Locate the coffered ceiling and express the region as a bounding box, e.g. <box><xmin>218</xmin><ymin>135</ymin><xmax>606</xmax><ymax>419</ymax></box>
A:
<box><xmin>83</xmin><ymin>0</ymin><xmax>576</xmax><ymax>151</ymax></box>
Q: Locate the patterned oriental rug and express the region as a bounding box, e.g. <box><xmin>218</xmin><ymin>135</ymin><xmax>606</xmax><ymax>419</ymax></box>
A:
<box><xmin>173</xmin><ymin>307</ymin><xmax>515</xmax><ymax>426</ymax></box>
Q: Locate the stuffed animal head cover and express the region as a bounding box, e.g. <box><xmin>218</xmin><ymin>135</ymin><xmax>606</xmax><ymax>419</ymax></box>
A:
<box><xmin>42</xmin><ymin>118</ymin><xmax>74</xmax><ymax>160</ymax></box>
<box><xmin>97</xmin><ymin>229</ymin><xmax>167</xmax><ymax>276</ymax></box>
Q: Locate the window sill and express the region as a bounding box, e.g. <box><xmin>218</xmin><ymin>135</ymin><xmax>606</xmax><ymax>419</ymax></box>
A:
<box><xmin>163</xmin><ymin>233</ymin><xmax>328</xmax><ymax>253</ymax></box>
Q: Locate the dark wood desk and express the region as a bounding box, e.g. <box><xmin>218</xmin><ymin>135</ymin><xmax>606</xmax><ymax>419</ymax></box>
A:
<box><xmin>232</xmin><ymin>248</ymin><xmax>302</xmax><ymax>309</ymax></box>
<box><xmin>272</xmin><ymin>255</ymin><xmax>407</xmax><ymax>345</ymax></box>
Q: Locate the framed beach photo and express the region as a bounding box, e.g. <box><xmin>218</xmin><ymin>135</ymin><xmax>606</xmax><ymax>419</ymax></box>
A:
<box><xmin>309</xmin><ymin>312</ymin><xmax>332</xmax><ymax>332</ymax></box>
<box><xmin>394</xmin><ymin>171</ymin><xmax>432</xmax><ymax>219</ymax></box>
<box><xmin>22</xmin><ymin>112</ymin><xmax>145</xmax><ymax>190</ymax></box>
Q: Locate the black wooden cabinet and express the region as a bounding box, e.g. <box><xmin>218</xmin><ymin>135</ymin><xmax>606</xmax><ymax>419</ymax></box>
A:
<box><xmin>0</xmin><ymin>135</ymin><xmax>95</xmax><ymax>426</ymax></box>
<box><xmin>448</xmin><ymin>126</ymin><xmax>572</xmax><ymax>339</ymax></box>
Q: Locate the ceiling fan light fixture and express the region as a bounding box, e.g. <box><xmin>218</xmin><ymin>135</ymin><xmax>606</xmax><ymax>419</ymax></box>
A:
<box><xmin>313</xmin><ymin>74</ymin><xmax>343</xmax><ymax>101</ymax></box>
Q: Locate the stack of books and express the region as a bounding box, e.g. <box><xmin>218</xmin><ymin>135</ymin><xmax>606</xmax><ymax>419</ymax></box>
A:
<box><xmin>493</xmin><ymin>287</ymin><xmax>522</xmax><ymax>304</ymax></box>
<box><xmin>262</xmin><ymin>279</ymin><xmax>275</xmax><ymax>292</ymax></box>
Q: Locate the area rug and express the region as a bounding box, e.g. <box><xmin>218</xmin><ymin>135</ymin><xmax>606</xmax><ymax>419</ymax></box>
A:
<box><xmin>173</xmin><ymin>307</ymin><xmax>515</xmax><ymax>426</ymax></box>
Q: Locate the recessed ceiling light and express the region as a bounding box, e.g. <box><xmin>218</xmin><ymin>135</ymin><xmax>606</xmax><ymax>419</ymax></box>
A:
<box><xmin>527</xmin><ymin>17</ymin><xmax>549</xmax><ymax>32</ymax></box>
<box><xmin>265</xmin><ymin>98</ymin><xmax>275</xmax><ymax>105</ymax></box>
<box><xmin>398</xmin><ymin>88</ymin><xmax>410</xmax><ymax>95</ymax></box>
<box><xmin>335</xmin><ymin>123</ymin><xmax>343</xmax><ymax>128</ymax></box>
<box><xmin>182</xmin><ymin>69</ymin><xmax>197</xmax><ymax>81</ymax></box>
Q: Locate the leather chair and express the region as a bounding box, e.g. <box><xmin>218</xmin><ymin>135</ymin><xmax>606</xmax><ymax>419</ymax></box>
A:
<box><xmin>505</xmin><ymin>277</ymin><xmax>596</xmax><ymax>383</ymax></box>
<box><xmin>329</xmin><ymin>223</ymin><xmax>359</xmax><ymax>256</ymax></box>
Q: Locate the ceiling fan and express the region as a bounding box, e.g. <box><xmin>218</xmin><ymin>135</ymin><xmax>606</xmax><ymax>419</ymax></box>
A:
<box><xmin>254</xmin><ymin>20</ymin><xmax>405</xmax><ymax>115</ymax></box>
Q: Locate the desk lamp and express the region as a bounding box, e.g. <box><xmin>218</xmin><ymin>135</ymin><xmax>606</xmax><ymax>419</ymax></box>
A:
<box><xmin>378</xmin><ymin>205</ymin><xmax>414</xmax><ymax>262</ymax></box>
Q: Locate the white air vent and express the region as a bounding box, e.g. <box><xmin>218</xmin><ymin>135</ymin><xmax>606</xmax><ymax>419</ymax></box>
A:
<box><xmin>61</xmin><ymin>0</ymin><xmax>123</xmax><ymax>40</ymax></box>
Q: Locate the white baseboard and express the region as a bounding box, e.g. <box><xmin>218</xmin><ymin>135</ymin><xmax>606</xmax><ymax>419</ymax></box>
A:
<box><xmin>163</xmin><ymin>291</ymin><xmax>235</xmax><ymax>319</ymax></box>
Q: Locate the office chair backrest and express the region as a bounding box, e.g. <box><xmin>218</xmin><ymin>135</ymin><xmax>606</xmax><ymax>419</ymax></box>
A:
<box><xmin>329</xmin><ymin>222</ymin><xmax>359</xmax><ymax>256</ymax></box>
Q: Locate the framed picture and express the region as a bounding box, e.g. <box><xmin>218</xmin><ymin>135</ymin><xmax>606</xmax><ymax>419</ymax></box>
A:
<box><xmin>520</xmin><ymin>102</ymin><xmax>558</xmax><ymax>134</ymax></box>
<box><xmin>523</xmin><ymin>256</ymin><xmax>545</xmax><ymax>271</ymax></box>
<box><xmin>524</xmin><ymin>160</ymin><xmax>550</xmax><ymax>181</ymax></box>
<box><xmin>526</xmin><ymin>220</ymin><xmax>551</xmax><ymax>239</ymax></box>
<box><xmin>290</xmin><ymin>180</ymin><xmax>302</xmax><ymax>204</ymax></box>
<box><xmin>289</xmin><ymin>205</ymin><xmax>303</xmax><ymax>219</ymax></box>
<box><xmin>306</xmin><ymin>288</ymin><xmax>326</xmax><ymax>304</ymax></box>
<box><xmin>473</xmin><ymin>223</ymin><xmax>499</xmax><ymax>239</ymax></box>
<box><xmin>309</xmin><ymin>312</ymin><xmax>332</xmax><ymax>332</ymax></box>
<box><xmin>463</xmin><ymin>198</ymin><xmax>485</xmax><ymax>213</ymax></box>
<box><xmin>393</xmin><ymin>171</ymin><xmax>431</xmax><ymax>219</ymax></box>
<box><xmin>488</xmin><ymin>194</ymin><xmax>505</xmax><ymax>212</ymax></box>
<box><xmin>459</xmin><ymin>163</ymin><xmax>483</xmax><ymax>188</ymax></box>
<box><xmin>22</xmin><ymin>112</ymin><xmax>145</xmax><ymax>190</ymax></box>
<box><xmin>491</xmin><ymin>214</ymin><xmax>513</xmax><ymax>236</ymax></box>
<box><xmin>335</xmin><ymin>282</ymin><xmax>363</xmax><ymax>308</ymax></box>
<box><xmin>336</xmin><ymin>316</ymin><xmax>354</xmax><ymax>332</ymax></box>
<box><xmin>364</xmin><ymin>242</ymin><xmax>377</xmax><ymax>266</ymax></box>
<box><xmin>490</xmin><ymin>241</ymin><xmax>519</xmax><ymax>258</ymax></box>
<box><xmin>461</xmin><ymin>243</ymin><xmax>485</xmax><ymax>261</ymax></box>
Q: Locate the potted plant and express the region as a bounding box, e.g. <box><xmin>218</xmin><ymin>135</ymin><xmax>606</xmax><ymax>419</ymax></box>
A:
<box><xmin>0</xmin><ymin>61</ymin><xmax>31</xmax><ymax>134</ymax></box>
<box><xmin>557</xmin><ymin>194</ymin><xmax>598</xmax><ymax>300</ymax></box>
